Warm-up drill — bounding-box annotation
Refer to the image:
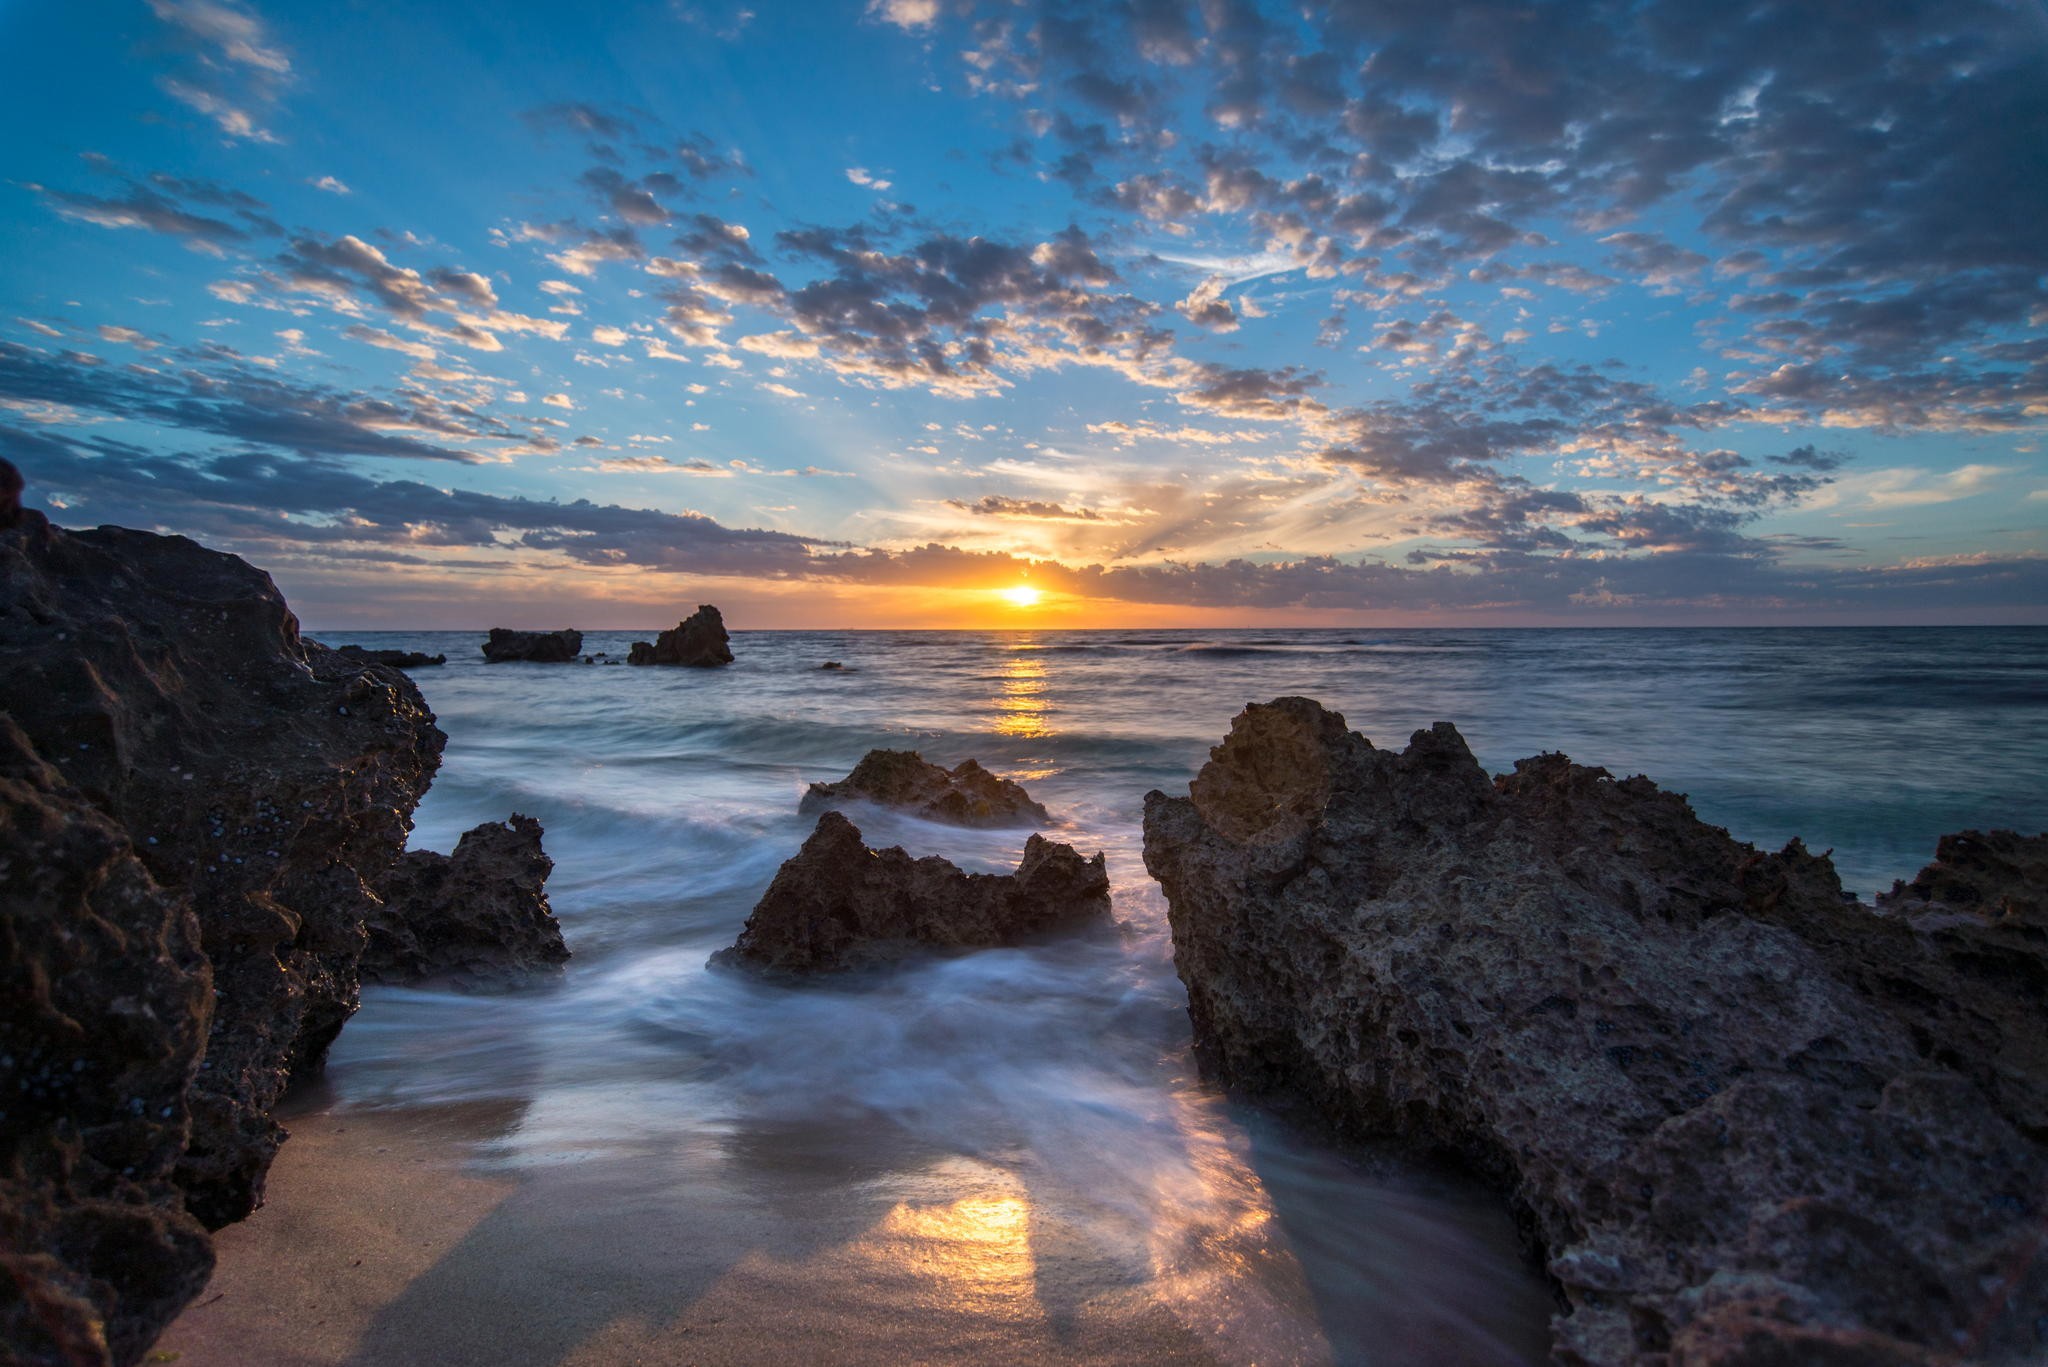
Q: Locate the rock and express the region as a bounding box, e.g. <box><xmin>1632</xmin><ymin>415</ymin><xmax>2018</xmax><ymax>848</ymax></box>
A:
<box><xmin>718</xmin><ymin>811</ymin><xmax>1110</xmax><ymax>972</ymax></box>
<box><xmin>0</xmin><ymin>717</ymin><xmax>214</xmax><ymax>1367</ymax></box>
<box><xmin>1142</xmin><ymin>697</ymin><xmax>2048</xmax><ymax>1365</ymax></box>
<box><xmin>800</xmin><ymin>750</ymin><xmax>1052</xmax><ymax>827</ymax></box>
<box><xmin>0</xmin><ymin>510</ymin><xmax>445</xmax><ymax>1360</ymax></box>
<box><xmin>333</xmin><ymin>644</ymin><xmax>446</xmax><ymax>670</ymax></box>
<box><xmin>819</xmin><ymin>661</ymin><xmax>846</xmax><ymax>671</ymax></box>
<box><xmin>0</xmin><ymin>455</ymin><xmax>22</xmax><ymax>530</ymax></box>
<box><xmin>364</xmin><ymin>815</ymin><xmax>569</xmax><ymax>985</ymax></box>
<box><xmin>1878</xmin><ymin>829</ymin><xmax>2047</xmax><ymax>922</ymax></box>
<box><xmin>626</xmin><ymin>604</ymin><xmax>732</xmax><ymax>667</ymax></box>
<box><xmin>481</xmin><ymin>627</ymin><xmax>582</xmax><ymax>663</ymax></box>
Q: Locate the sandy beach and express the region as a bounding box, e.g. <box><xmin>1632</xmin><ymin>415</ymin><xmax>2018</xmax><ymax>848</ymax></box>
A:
<box><xmin>153</xmin><ymin>1077</ymin><xmax>1551</xmax><ymax>1367</ymax></box>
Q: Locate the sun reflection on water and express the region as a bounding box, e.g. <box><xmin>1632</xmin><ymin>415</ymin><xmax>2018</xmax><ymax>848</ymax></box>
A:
<box><xmin>990</xmin><ymin>651</ymin><xmax>1054</xmax><ymax>738</ymax></box>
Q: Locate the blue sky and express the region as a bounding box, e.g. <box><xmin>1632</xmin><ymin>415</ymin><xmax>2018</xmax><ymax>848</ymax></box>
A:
<box><xmin>3</xmin><ymin>0</ymin><xmax>2044</xmax><ymax>626</ymax></box>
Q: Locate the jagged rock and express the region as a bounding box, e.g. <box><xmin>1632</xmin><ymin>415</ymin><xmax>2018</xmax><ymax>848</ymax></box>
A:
<box><xmin>0</xmin><ymin>509</ymin><xmax>445</xmax><ymax>1360</ymax></box>
<box><xmin>365</xmin><ymin>815</ymin><xmax>569</xmax><ymax>985</ymax></box>
<box><xmin>0</xmin><ymin>717</ymin><xmax>214</xmax><ymax>1367</ymax></box>
<box><xmin>819</xmin><ymin>661</ymin><xmax>846</xmax><ymax>671</ymax></box>
<box><xmin>626</xmin><ymin>604</ymin><xmax>732</xmax><ymax>667</ymax></box>
<box><xmin>481</xmin><ymin>627</ymin><xmax>582</xmax><ymax>663</ymax></box>
<box><xmin>0</xmin><ymin>455</ymin><xmax>22</xmax><ymax>530</ymax></box>
<box><xmin>334</xmin><ymin>644</ymin><xmax>446</xmax><ymax>670</ymax></box>
<box><xmin>1879</xmin><ymin>829</ymin><xmax>2047</xmax><ymax>922</ymax></box>
<box><xmin>1142</xmin><ymin>697</ymin><xmax>2048</xmax><ymax>1365</ymax></box>
<box><xmin>800</xmin><ymin>750</ymin><xmax>1051</xmax><ymax>828</ymax></box>
<box><xmin>718</xmin><ymin>811</ymin><xmax>1109</xmax><ymax>972</ymax></box>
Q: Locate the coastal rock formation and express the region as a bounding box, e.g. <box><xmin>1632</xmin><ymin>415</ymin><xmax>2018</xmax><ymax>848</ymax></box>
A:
<box><xmin>334</xmin><ymin>644</ymin><xmax>446</xmax><ymax>669</ymax></box>
<box><xmin>1</xmin><ymin>504</ymin><xmax>445</xmax><ymax>1361</ymax></box>
<box><xmin>481</xmin><ymin>627</ymin><xmax>583</xmax><ymax>663</ymax></box>
<box><xmin>0</xmin><ymin>455</ymin><xmax>22</xmax><ymax>529</ymax></box>
<box><xmin>364</xmin><ymin>815</ymin><xmax>569</xmax><ymax>985</ymax></box>
<box><xmin>800</xmin><ymin>750</ymin><xmax>1052</xmax><ymax>827</ymax></box>
<box><xmin>1142</xmin><ymin>697</ymin><xmax>2048</xmax><ymax>1365</ymax></box>
<box><xmin>626</xmin><ymin>604</ymin><xmax>732</xmax><ymax>666</ymax></box>
<box><xmin>720</xmin><ymin>811</ymin><xmax>1109</xmax><ymax>972</ymax></box>
<box><xmin>0</xmin><ymin>717</ymin><xmax>214</xmax><ymax>1367</ymax></box>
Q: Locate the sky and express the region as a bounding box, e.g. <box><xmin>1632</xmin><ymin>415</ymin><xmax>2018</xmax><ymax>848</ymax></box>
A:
<box><xmin>2</xmin><ymin>0</ymin><xmax>2044</xmax><ymax>628</ymax></box>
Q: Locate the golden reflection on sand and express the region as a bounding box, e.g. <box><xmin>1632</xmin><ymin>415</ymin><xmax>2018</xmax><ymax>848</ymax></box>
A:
<box><xmin>990</xmin><ymin>651</ymin><xmax>1054</xmax><ymax>738</ymax></box>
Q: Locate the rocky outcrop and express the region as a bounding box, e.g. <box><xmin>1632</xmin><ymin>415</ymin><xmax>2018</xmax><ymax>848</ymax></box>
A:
<box><xmin>626</xmin><ymin>604</ymin><xmax>732</xmax><ymax>667</ymax></box>
<box><xmin>800</xmin><ymin>750</ymin><xmax>1052</xmax><ymax>827</ymax></box>
<box><xmin>0</xmin><ymin>507</ymin><xmax>445</xmax><ymax>1363</ymax></box>
<box><xmin>1143</xmin><ymin>697</ymin><xmax>2048</xmax><ymax>1365</ymax></box>
<box><xmin>481</xmin><ymin>627</ymin><xmax>582</xmax><ymax>663</ymax></box>
<box><xmin>0</xmin><ymin>717</ymin><xmax>214</xmax><ymax>1367</ymax></box>
<box><xmin>364</xmin><ymin>815</ymin><xmax>568</xmax><ymax>986</ymax></box>
<box><xmin>334</xmin><ymin>644</ymin><xmax>446</xmax><ymax>670</ymax></box>
<box><xmin>0</xmin><ymin>455</ymin><xmax>22</xmax><ymax>529</ymax></box>
<box><xmin>718</xmin><ymin>811</ymin><xmax>1110</xmax><ymax>972</ymax></box>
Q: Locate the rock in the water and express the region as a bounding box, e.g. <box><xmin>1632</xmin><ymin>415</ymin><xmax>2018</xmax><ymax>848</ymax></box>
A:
<box><xmin>1142</xmin><ymin>697</ymin><xmax>2048</xmax><ymax>1365</ymax></box>
<box><xmin>365</xmin><ymin>814</ymin><xmax>569</xmax><ymax>985</ymax></box>
<box><xmin>334</xmin><ymin>644</ymin><xmax>446</xmax><ymax>669</ymax></box>
<box><xmin>800</xmin><ymin>750</ymin><xmax>1051</xmax><ymax>827</ymax></box>
<box><xmin>481</xmin><ymin>627</ymin><xmax>583</xmax><ymax>663</ymax></box>
<box><xmin>626</xmin><ymin>604</ymin><xmax>732</xmax><ymax>667</ymax></box>
<box><xmin>0</xmin><ymin>717</ymin><xmax>214</xmax><ymax>1367</ymax></box>
<box><xmin>0</xmin><ymin>509</ymin><xmax>445</xmax><ymax>1361</ymax></box>
<box><xmin>719</xmin><ymin>810</ymin><xmax>1109</xmax><ymax>972</ymax></box>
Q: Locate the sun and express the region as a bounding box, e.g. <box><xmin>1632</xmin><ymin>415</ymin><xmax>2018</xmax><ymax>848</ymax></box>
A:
<box><xmin>1000</xmin><ymin>585</ymin><xmax>1043</xmax><ymax>608</ymax></box>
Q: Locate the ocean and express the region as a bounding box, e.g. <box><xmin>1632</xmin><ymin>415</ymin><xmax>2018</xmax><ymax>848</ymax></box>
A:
<box><xmin>294</xmin><ymin>626</ymin><xmax>2047</xmax><ymax>1364</ymax></box>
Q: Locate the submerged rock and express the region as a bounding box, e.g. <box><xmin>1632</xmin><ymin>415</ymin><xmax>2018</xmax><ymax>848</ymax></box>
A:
<box><xmin>1142</xmin><ymin>696</ymin><xmax>2048</xmax><ymax>1365</ymax></box>
<box><xmin>800</xmin><ymin>750</ymin><xmax>1052</xmax><ymax>827</ymax></box>
<box><xmin>481</xmin><ymin>627</ymin><xmax>583</xmax><ymax>663</ymax></box>
<box><xmin>0</xmin><ymin>506</ymin><xmax>445</xmax><ymax>1361</ymax></box>
<box><xmin>333</xmin><ymin>644</ymin><xmax>446</xmax><ymax>669</ymax></box>
<box><xmin>365</xmin><ymin>814</ymin><xmax>568</xmax><ymax>985</ymax></box>
<box><xmin>626</xmin><ymin>603</ymin><xmax>732</xmax><ymax>667</ymax></box>
<box><xmin>719</xmin><ymin>810</ymin><xmax>1110</xmax><ymax>972</ymax></box>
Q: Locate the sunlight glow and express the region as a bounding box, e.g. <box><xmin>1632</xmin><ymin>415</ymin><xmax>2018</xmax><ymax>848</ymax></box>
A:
<box><xmin>1000</xmin><ymin>585</ymin><xmax>1043</xmax><ymax>608</ymax></box>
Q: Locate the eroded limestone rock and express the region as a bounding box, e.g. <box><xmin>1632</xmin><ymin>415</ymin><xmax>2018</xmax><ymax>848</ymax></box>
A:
<box><xmin>719</xmin><ymin>810</ymin><xmax>1109</xmax><ymax>972</ymax></box>
<box><xmin>365</xmin><ymin>815</ymin><xmax>568</xmax><ymax>985</ymax></box>
<box><xmin>1142</xmin><ymin>696</ymin><xmax>2048</xmax><ymax>1365</ymax></box>
<box><xmin>481</xmin><ymin>628</ymin><xmax>582</xmax><ymax>663</ymax></box>
<box><xmin>0</xmin><ymin>508</ymin><xmax>445</xmax><ymax>1361</ymax></box>
<box><xmin>800</xmin><ymin>750</ymin><xmax>1052</xmax><ymax>828</ymax></box>
<box><xmin>627</xmin><ymin>604</ymin><xmax>731</xmax><ymax>667</ymax></box>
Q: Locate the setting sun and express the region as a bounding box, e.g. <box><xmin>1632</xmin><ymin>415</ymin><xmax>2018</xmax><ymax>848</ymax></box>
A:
<box><xmin>1000</xmin><ymin>585</ymin><xmax>1043</xmax><ymax>608</ymax></box>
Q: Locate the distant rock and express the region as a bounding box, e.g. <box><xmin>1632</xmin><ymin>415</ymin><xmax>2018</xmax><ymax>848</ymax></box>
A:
<box><xmin>819</xmin><ymin>660</ymin><xmax>847</xmax><ymax>671</ymax></box>
<box><xmin>0</xmin><ymin>504</ymin><xmax>445</xmax><ymax>1362</ymax></box>
<box><xmin>482</xmin><ymin>627</ymin><xmax>583</xmax><ymax>663</ymax></box>
<box><xmin>334</xmin><ymin>644</ymin><xmax>447</xmax><ymax>669</ymax></box>
<box><xmin>627</xmin><ymin>604</ymin><xmax>732</xmax><ymax>667</ymax></box>
<box><xmin>801</xmin><ymin>750</ymin><xmax>1051</xmax><ymax>827</ymax></box>
<box><xmin>366</xmin><ymin>814</ymin><xmax>568</xmax><ymax>985</ymax></box>
<box><xmin>718</xmin><ymin>810</ymin><xmax>1110</xmax><ymax>972</ymax></box>
<box><xmin>1143</xmin><ymin>696</ymin><xmax>2048</xmax><ymax>1365</ymax></box>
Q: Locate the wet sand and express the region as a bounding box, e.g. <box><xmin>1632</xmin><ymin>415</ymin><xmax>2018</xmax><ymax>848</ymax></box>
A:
<box><xmin>155</xmin><ymin>1090</ymin><xmax>1550</xmax><ymax>1367</ymax></box>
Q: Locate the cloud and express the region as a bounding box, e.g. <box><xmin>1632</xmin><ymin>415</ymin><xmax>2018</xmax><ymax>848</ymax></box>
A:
<box><xmin>146</xmin><ymin>0</ymin><xmax>291</xmax><ymax>142</ymax></box>
<box><xmin>309</xmin><ymin>175</ymin><xmax>351</xmax><ymax>194</ymax></box>
<box><xmin>868</xmin><ymin>0</ymin><xmax>939</xmax><ymax>30</ymax></box>
<box><xmin>1174</xmin><ymin>275</ymin><xmax>1238</xmax><ymax>331</ymax></box>
<box><xmin>947</xmin><ymin>495</ymin><xmax>1101</xmax><ymax>521</ymax></box>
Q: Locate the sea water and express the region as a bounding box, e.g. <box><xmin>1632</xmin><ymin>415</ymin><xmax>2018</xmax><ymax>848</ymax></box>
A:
<box><xmin>304</xmin><ymin>626</ymin><xmax>2047</xmax><ymax>1365</ymax></box>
